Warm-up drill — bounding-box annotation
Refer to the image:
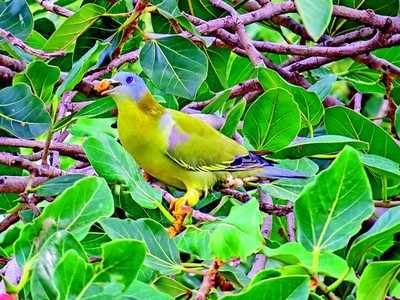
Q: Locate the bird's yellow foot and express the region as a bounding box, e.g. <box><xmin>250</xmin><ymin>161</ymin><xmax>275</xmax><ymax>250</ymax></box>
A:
<box><xmin>168</xmin><ymin>189</ymin><xmax>201</xmax><ymax>237</ymax></box>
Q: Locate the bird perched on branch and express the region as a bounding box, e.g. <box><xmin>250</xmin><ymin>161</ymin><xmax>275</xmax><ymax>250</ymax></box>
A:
<box><xmin>98</xmin><ymin>72</ymin><xmax>304</xmax><ymax>235</ymax></box>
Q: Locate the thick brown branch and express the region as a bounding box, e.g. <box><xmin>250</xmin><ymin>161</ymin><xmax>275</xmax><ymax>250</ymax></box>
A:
<box><xmin>0</xmin><ymin>176</ymin><xmax>48</xmax><ymax>193</ymax></box>
<box><xmin>0</xmin><ymin>152</ymin><xmax>65</xmax><ymax>177</ymax></box>
<box><xmin>0</xmin><ymin>137</ymin><xmax>85</xmax><ymax>158</ymax></box>
<box><xmin>0</xmin><ymin>54</ymin><xmax>25</xmax><ymax>72</ymax></box>
<box><xmin>0</xmin><ymin>28</ymin><xmax>65</xmax><ymax>59</ymax></box>
<box><xmin>36</xmin><ymin>0</ymin><xmax>73</xmax><ymax>17</ymax></box>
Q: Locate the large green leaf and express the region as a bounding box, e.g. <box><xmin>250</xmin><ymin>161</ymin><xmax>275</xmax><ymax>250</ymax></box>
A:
<box><xmin>264</xmin><ymin>242</ymin><xmax>356</xmax><ymax>282</ymax></box>
<box><xmin>15</xmin><ymin>177</ymin><xmax>114</xmax><ymax>265</ymax></box>
<box><xmin>100</xmin><ymin>218</ymin><xmax>181</xmax><ymax>274</ymax></box>
<box><xmin>295</xmin><ymin>0</ymin><xmax>332</xmax><ymax>41</ymax></box>
<box><xmin>0</xmin><ymin>0</ymin><xmax>33</xmax><ymax>40</ymax></box>
<box><xmin>83</xmin><ymin>134</ymin><xmax>162</xmax><ymax>209</ymax></box>
<box><xmin>125</xmin><ymin>280</ymin><xmax>173</xmax><ymax>300</ymax></box>
<box><xmin>325</xmin><ymin>106</ymin><xmax>400</xmax><ymax>163</ymax></box>
<box><xmin>221</xmin><ymin>99</ymin><xmax>246</xmax><ymax>138</ymax></box>
<box><xmin>55</xmin><ymin>41</ymin><xmax>108</xmax><ymax>98</ymax></box>
<box><xmin>261</xmin><ymin>178</ymin><xmax>312</xmax><ymax>202</ymax></box>
<box><xmin>30</xmin><ymin>231</ymin><xmax>87</xmax><ymax>300</ymax></box>
<box><xmin>357</xmin><ymin>261</ymin><xmax>400</xmax><ymax>300</ymax></box>
<box><xmin>272</xmin><ymin>135</ymin><xmax>369</xmax><ymax>159</ymax></box>
<box><xmin>205</xmin><ymin>47</ymin><xmax>230</xmax><ymax>92</ymax></box>
<box><xmin>140</xmin><ymin>36</ymin><xmax>208</xmax><ymax>99</ymax></box>
<box><xmin>295</xmin><ymin>146</ymin><xmax>373</xmax><ymax>252</ymax></box>
<box><xmin>221</xmin><ymin>275</ymin><xmax>310</xmax><ymax>300</ymax></box>
<box><xmin>54</xmin><ymin>250</ymin><xmax>94</xmax><ymax>300</ymax></box>
<box><xmin>44</xmin><ymin>3</ymin><xmax>106</xmax><ymax>51</ymax></box>
<box><xmin>347</xmin><ymin>206</ymin><xmax>400</xmax><ymax>269</ymax></box>
<box><xmin>14</xmin><ymin>61</ymin><xmax>60</xmax><ymax>102</ymax></box>
<box><xmin>0</xmin><ymin>83</ymin><xmax>51</xmax><ymax>139</ymax></box>
<box><xmin>258</xmin><ymin>65</ymin><xmax>324</xmax><ymax>129</ymax></box>
<box><xmin>208</xmin><ymin>199</ymin><xmax>264</xmax><ymax>260</ymax></box>
<box><xmin>243</xmin><ymin>88</ymin><xmax>301</xmax><ymax>152</ymax></box>
<box><xmin>361</xmin><ymin>154</ymin><xmax>400</xmax><ymax>179</ymax></box>
<box><xmin>176</xmin><ymin>226</ymin><xmax>213</xmax><ymax>260</ymax></box>
<box><xmin>151</xmin><ymin>0</ymin><xmax>180</xmax><ymax>18</ymax></box>
<box><xmin>53</xmin><ymin>240</ymin><xmax>146</xmax><ymax>299</ymax></box>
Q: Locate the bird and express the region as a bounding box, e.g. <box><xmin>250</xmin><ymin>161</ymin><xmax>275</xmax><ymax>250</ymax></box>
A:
<box><xmin>99</xmin><ymin>72</ymin><xmax>304</xmax><ymax>234</ymax></box>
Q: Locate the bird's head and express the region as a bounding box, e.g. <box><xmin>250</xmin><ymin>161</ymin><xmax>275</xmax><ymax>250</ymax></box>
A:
<box><xmin>101</xmin><ymin>72</ymin><xmax>148</xmax><ymax>102</ymax></box>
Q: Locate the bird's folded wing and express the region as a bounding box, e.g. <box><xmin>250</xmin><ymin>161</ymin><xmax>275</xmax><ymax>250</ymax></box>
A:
<box><xmin>164</xmin><ymin>110</ymin><xmax>248</xmax><ymax>172</ymax></box>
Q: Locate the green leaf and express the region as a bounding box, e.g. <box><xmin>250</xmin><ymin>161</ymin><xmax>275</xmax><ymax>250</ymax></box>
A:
<box><xmin>264</xmin><ymin>242</ymin><xmax>357</xmax><ymax>282</ymax></box>
<box><xmin>357</xmin><ymin>261</ymin><xmax>400</xmax><ymax>300</ymax></box>
<box><xmin>0</xmin><ymin>83</ymin><xmax>51</xmax><ymax>139</ymax></box>
<box><xmin>83</xmin><ymin>134</ymin><xmax>162</xmax><ymax>209</ymax></box>
<box><xmin>361</xmin><ymin>154</ymin><xmax>400</xmax><ymax>179</ymax></box>
<box><xmin>209</xmin><ymin>199</ymin><xmax>264</xmax><ymax>260</ymax></box>
<box><xmin>53</xmin><ymin>98</ymin><xmax>116</xmax><ymax>131</ymax></box>
<box><xmin>202</xmin><ymin>90</ymin><xmax>230</xmax><ymax>114</ymax></box>
<box><xmin>308</xmin><ymin>74</ymin><xmax>337</xmax><ymax>100</ymax></box>
<box><xmin>13</xmin><ymin>61</ymin><xmax>60</xmax><ymax>102</ymax></box>
<box><xmin>151</xmin><ymin>0</ymin><xmax>180</xmax><ymax>18</ymax></box>
<box><xmin>140</xmin><ymin>36</ymin><xmax>208</xmax><ymax>99</ymax></box>
<box><xmin>295</xmin><ymin>0</ymin><xmax>332</xmax><ymax>41</ymax></box>
<box><xmin>153</xmin><ymin>276</ymin><xmax>191</xmax><ymax>298</ymax></box>
<box><xmin>56</xmin><ymin>41</ymin><xmax>108</xmax><ymax>98</ymax></box>
<box><xmin>99</xmin><ymin>239</ymin><xmax>146</xmax><ymax>288</ymax></box>
<box><xmin>125</xmin><ymin>280</ymin><xmax>173</xmax><ymax>300</ymax></box>
<box><xmin>176</xmin><ymin>225</ymin><xmax>213</xmax><ymax>260</ymax></box>
<box><xmin>243</xmin><ymin>88</ymin><xmax>301</xmax><ymax>152</ymax></box>
<box><xmin>30</xmin><ymin>231</ymin><xmax>87</xmax><ymax>300</ymax></box>
<box><xmin>277</xmin><ymin>158</ymin><xmax>319</xmax><ymax>177</ymax></box>
<box><xmin>221</xmin><ymin>275</ymin><xmax>310</xmax><ymax>300</ymax></box>
<box><xmin>325</xmin><ymin>106</ymin><xmax>400</xmax><ymax>163</ymax></box>
<box><xmin>205</xmin><ymin>47</ymin><xmax>230</xmax><ymax>92</ymax></box>
<box><xmin>0</xmin><ymin>0</ymin><xmax>33</xmax><ymax>40</ymax></box>
<box><xmin>36</xmin><ymin>174</ymin><xmax>85</xmax><ymax>197</ymax></box>
<box><xmin>44</xmin><ymin>3</ymin><xmax>106</xmax><ymax>51</ymax></box>
<box><xmin>261</xmin><ymin>178</ymin><xmax>312</xmax><ymax>202</ymax></box>
<box><xmin>228</xmin><ymin>56</ymin><xmax>256</xmax><ymax>87</ymax></box>
<box><xmin>258</xmin><ymin>65</ymin><xmax>324</xmax><ymax>128</ymax></box>
<box><xmin>295</xmin><ymin>146</ymin><xmax>373</xmax><ymax>252</ymax></box>
<box><xmin>272</xmin><ymin>135</ymin><xmax>369</xmax><ymax>159</ymax></box>
<box><xmin>221</xmin><ymin>99</ymin><xmax>246</xmax><ymax>138</ymax></box>
<box><xmin>347</xmin><ymin>206</ymin><xmax>400</xmax><ymax>269</ymax></box>
<box><xmin>54</xmin><ymin>250</ymin><xmax>94</xmax><ymax>300</ymax></box>
<box><xmin>100</xmin><ymin>218</ymin><xmax>181</xmax><ymax>274</ymax></box>
<box><xmin>15</xmin><ymin>177</ymin><xmax>114</xmax><ymax>265</ymax></box>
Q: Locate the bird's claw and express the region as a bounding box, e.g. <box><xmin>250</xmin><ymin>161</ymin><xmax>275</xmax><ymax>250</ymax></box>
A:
<box><xmin>223</xmin><ymin>175</ymin><xmax>244</xmax><ymax>189</ymax></box>
<box><xmin>168</xmin><ymin>197</ymin><xmax>191</xmax><ymax>238</ymax></box>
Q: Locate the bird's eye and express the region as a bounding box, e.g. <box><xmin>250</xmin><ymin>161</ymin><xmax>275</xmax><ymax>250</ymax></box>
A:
<box><xmin>126</xmin><ymin>76</ymin><xmax>134</xmax><ymax>84</ymax></box>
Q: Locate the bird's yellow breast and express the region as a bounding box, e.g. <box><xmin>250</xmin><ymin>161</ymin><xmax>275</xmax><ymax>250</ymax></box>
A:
<box><xmin>115</xmin><ymin>97</ymin><xmax>217</xmax><ymax>191</ymax></box>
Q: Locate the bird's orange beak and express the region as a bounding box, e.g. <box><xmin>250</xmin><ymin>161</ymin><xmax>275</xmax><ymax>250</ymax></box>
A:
<box><xmin>94</xmin><ymin>79</ymin><xmax>121</xmax><ymax>96</ymax></box>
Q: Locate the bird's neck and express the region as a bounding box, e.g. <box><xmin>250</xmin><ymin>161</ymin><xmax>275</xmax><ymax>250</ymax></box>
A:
<box><xmin>137</xmin><ymin>92</ymin><xmax>165</xmax><ymax>117</ymax></box>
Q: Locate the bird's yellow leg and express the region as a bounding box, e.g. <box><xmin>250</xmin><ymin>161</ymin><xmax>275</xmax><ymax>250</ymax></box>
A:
<box><xmin>168</xmin><ymin>188</ymin><xmax>201</xmax><ymax>237</ymax></box>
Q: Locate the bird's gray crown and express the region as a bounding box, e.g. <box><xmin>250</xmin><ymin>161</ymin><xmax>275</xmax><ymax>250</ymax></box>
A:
<box><xmin>110</xmin><ymin>72</ymin><xmax>148</xmax><ymax>101</ymax></box>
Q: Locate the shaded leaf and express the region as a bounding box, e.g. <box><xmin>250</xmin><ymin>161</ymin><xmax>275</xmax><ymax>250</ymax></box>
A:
<box><xmin>140</xmin><ymin>36</ymin><xmax>208</xmax><ymax>99</ymax></box>
<box><xmin>357</xmin><ymin>261</ymin><xmax>400</xmax><ymax>300</ymax></box>
<box><xmin>14</xmin><ymin>61</ymin><xmax>60</xmax><ymax>102</ymax></box>
<box><xmin>56</xmin><ymin>41</ymin><xmax>108</xmax><ymax>98</ymax></box>
<box><xmin>325</xmin><ymin>106</ymin><xmax>400</xmax><ymax>163</ymax></box>
<box><xmin>361</xmin><ymin>154</ymin><xmax>400</xmax><ymax>179</ymax></box>
<box><xmin>272</xmin><ymin>135</ymin><xmax>369</xmax><ymax>159</ymax></box>
<box><xmin>36</xmin><ymin>174</ymin><xmax>85</xmax><ymax>197</ymax></box>
<box><xmin>0</xmin><ymin>0</ymin><xmax>33</xmax><ymax>40</ymax></box>
<box><xmin>0</xmin><ymin>83</ymin><xmax>51</xmax><ymax>139</ymax></box>
<box><xmin>221</xmin><ymin>99</ymin><xmax>246</xmax><ymax>138</ymax></box>
<box><xmin>243</xmin><ymin>88</ymin><xmax>301</xmax><ymax>152</ymax></box>
<box><xmin>295</xmin><ymin>0</ymin><xmax>332</xmax><ymax>41</ymax></box>
<box><xmin>347</xmin><ymin>206</ymin><xmax>400</xmax><ymax>269</ymax></box>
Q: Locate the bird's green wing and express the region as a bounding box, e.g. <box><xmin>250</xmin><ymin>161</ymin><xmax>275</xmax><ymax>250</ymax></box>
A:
<box><xmin>162</xmin><ymin>110</ymin><xmax>248</xmax><ymax>172</ymax></box>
